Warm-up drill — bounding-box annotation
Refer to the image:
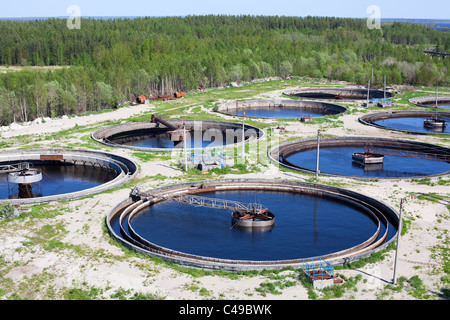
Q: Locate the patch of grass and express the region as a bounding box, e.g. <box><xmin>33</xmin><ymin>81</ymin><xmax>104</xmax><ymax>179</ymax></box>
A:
<box><xmin>255</xmin><ymin>278</ymin><xmax>298</xmax><ymax>297</ymax></box>
<box><xmin>320</xmin><ymin>274</ymin><xmax>362</xmax><ymax>300</ymax></box>
<box><xmin>63</xmin><ymin>286</ymin><xmax>102</xmax><ymax>300</ymax></box>
<box><xmin>437</xmin><ymin>179</ymin><xmax>450</xmax><ymax>186</ymax></box>
<box><xmin>0</xmin><ymin>141</ymin><xmax>13</xmax><ymax>148</ymax></box>
<box><xmin>182</xmin><ymin>163</ymin><xmax>255</xmax><ymax>180</ymax></box>
<box><xmin>147</xmin><ymin>173</ymin><xmax>171</xmax><ymax>181</ymax></box>
<box><xmin>401</xmin><ymin>217</ymin><xmax>412</xmax><ymax>236</ymax></box>
<box><xmin>298</xmin><ymin>271</ymin><xmax>318</xmax><ymax>300</ymax></box>
<box><xmin>410</xmin><ymin>178</ymin><xmax>446</xmax><ymax>186</ymax></box>
<box><xmin>407</xmin><ymin>275</ymin><xmax>430</xmax><ymax>299</ymax></box>
<box><xmin>336</xmin><ymin>243</ymin><xmax>395</xmax><ymax>270</ymax></box>
<box><xmin>12</xmin><ymin>203</ymin><xmax>63</xmax><ymax>222</ymax></box>
<box><xmin>132</xmin><ymin>151</ymin><xmax>173</xmax><ymax>162</ymax></box>
<box><xmin>416</xmin><ymin>193</ymin><xmax>449</xmax><ymax>203</ymax></box>
<box><xmin>129</xmin><ymin>292</ymin><xmax>165</xmax><ymax>300</ymax></box>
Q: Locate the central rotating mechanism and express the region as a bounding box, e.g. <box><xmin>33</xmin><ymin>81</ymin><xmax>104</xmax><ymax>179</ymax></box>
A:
<box><xmin>2</xmin><ymin>162</ymin><xmax>43</xmax><ymax>198</ymax></box>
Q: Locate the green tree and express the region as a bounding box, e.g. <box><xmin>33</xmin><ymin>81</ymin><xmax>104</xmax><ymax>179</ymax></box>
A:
<box><xmin>279</xmin><ymin>60</ymin><xmax>293</xmax><ymax>79</ymax></box>
<box><xmin>30</xmin><ymin>75</ymin><xmax>48</xmax><ymax>118</ymax></box>
<box><xmin>45</xmin><ymin>80</ymin><xmax>61</xmax><ymax>118</ymax></box>
<box><xmin>95</xmin><ymin>81</ymin><xmax>114</xmax><ymax>110</ymax></box>
<box><xmin>228</xmin><ymin>65</ymin><xmax>243</xmax><ymax>83</ymax></box>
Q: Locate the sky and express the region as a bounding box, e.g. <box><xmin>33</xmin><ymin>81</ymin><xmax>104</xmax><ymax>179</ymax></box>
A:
<box><xmin>1</xmin><ymin>0</ymin><xmax>449</xmax><ymax>20</ymax></box>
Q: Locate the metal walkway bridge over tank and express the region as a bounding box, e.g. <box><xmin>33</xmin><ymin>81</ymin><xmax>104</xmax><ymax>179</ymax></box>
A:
<box><xmin>0</xmin><ymin>162</ymin><xmax>35</xmax><ymax>174</ymax></box>
<box><xmin>130</xmin><ymin>187</ymin><xmax>269</xmax><ymax>215</ymax></box>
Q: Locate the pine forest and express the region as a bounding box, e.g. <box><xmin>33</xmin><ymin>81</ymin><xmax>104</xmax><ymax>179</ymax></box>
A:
<box><xmin>0</xmin><ymin>15</ymin><xmax>449</xmax><ymax>125</ymax></box>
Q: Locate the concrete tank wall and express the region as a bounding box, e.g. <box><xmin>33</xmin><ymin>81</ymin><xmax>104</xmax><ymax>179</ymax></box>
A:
<box><xmin>410</xmin><ymin>96</ymin><xmax>450</xmax><ymax>108</ymax></box>
<box><xmin>92</xmin><ymin>120</ymin><xmax>265</xmax><ymax>151</ymax></box>
<box><xmin>269</xmin><ymin>136</ymin><xmax>450</xmax><ymax>180</ymax></box>
<box><xmin>359</xmin><ymin>110</ymin><xmax>450</xmax><ymax>135</ymax></box>
<box><xmin>106</xmin><ymin>179</ymin><xmax>399</xmax><ymax>271</ymax></box>
<box><xmin>218</xmin><ymin>99</ymin><xmax>347</xmax><ymax>117</ymax></box>
<box><xmin>284</xmin><ymin>87</ymin><xmax>392</xmax><ymax>100</ymax></box>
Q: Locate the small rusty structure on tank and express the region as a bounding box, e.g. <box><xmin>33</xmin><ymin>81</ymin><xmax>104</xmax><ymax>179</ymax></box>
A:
<box><xmin>151</xmin><ymin>114</ymin><xmax>186</xmax><ymax>142</ymax></box>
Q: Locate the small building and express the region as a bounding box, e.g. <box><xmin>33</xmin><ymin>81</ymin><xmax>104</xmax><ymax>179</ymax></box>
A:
<box><xmin>179</xmin><ymin>151</ymin><xmax>235</xmax><ymax>172</ymax></box>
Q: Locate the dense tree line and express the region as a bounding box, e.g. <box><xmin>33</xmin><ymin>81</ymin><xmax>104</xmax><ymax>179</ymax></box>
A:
<box><xmin>0</xmin><ymin>15</ymin><xmax>449</xmax><ymax>125</ymax></box>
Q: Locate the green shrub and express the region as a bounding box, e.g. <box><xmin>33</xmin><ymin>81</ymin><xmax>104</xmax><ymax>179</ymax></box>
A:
<box><xmin>0</xmin><ymin>202</ymin><xmax>15</xmax><ymax>219</ymax></box>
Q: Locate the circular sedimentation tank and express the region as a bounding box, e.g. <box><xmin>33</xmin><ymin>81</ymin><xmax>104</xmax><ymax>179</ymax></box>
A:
<box><xmin>284</xmin><ymin>87</ymin><xmax>392</xmax><ymax>100</ymax></box>
<box><xmin>0</xmin><ymin>149</ymin><xmax>138</xmax><ymax>204</ymax></box>
<box><xmin>217</xmin><ymin>99</ymin><xmax>347</xmax><ymax>119</ymax></box>
<box><xmin>410</xmin><ymin>96</ymin><xmax>450</xmax><ymax>110</ymax></box>
<box><xmin>106</xmin><ymin>179</ymin><xmax>399</xmax><ymax>271</ymax></box>
<box><xmin>270</xmin><ymin>137</ymin><xmax>450</xmax><ymax>180</ymax></box>
<box><xmin>359</xmin><ymin>111</ymin><xmax>450</xmax><ymax>135</ymax></box>
<box><xmin>92</xmin><ymin>119</ymin><xmax>264</xmax><ymax>151</ymax></box>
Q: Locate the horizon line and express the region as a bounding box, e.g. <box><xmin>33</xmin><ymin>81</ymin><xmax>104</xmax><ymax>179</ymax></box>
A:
<box><xmin>0</xmin><ymin>15</ymin><xmax>449</xmax><ymax>21</ymax></box>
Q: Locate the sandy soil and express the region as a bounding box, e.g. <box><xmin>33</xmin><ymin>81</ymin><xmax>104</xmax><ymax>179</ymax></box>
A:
<box><xmin>0</xmin><ymin>86</ymin><xmax>449</xmax><ymax>302</ymax></box>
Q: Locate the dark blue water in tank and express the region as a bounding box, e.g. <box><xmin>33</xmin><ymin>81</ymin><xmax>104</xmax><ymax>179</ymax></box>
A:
<box><xmin>285</xmin><ymin>147</ymin><xmax>450</xmax><ymax>178</ymax></box>
<box><xmin>119</xmin><ymin>129</ymin><xmax>254</xmax><ymax>149</ymax></box>
<box><xmin>374</xmin><ymin>116</ymin><xmax>450</xmax><ymax>134</ymax></box>
<box><xmin>120</xmin><ymin>133</ymin><xmax>227</xmax><ymax>149</ymax></box>
<box><xmin>231</xmin><ymin>108</ymin><xmax>326</xmax><ymax>119</ymax></box>
<box><xmin>122</xmin><ymin>191</ymin><xmax>393</xmax><ymax>261</ymax></box>
<box><xmin>0</xmin><ymin>163</ymin><xmax>118</xmax><ymax>199</ymax></box>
